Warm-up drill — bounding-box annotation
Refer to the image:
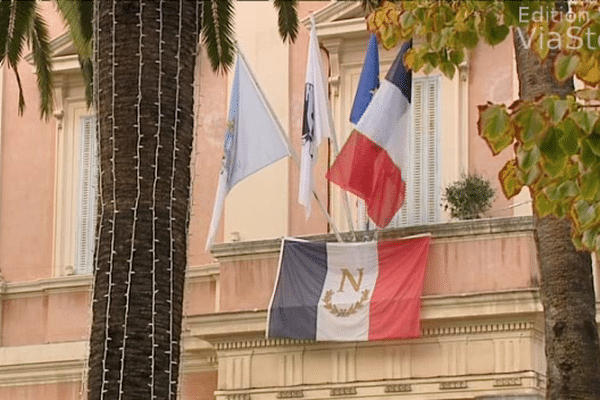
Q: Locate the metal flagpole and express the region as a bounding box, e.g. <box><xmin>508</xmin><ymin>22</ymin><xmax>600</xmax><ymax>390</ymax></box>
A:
<box><xmin>309</xmin><ymin>14</ymin><xmax>358</xmax><ymax>241</ymax></box>
<box><xmin>235</xmin><ymin>44</ymin><xmax>344</xmax><ymax>242</ymax></box>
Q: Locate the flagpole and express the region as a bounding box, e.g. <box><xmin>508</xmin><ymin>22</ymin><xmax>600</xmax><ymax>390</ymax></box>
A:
<box><xmin>309</xmin><ymin>14</ymin><xmax>358</xmax><ymax>241</ymax></box>
<box><xmin>235</xmin><ymin>44</ymin><xmax>344</xmax><ymax>243</ymax></box>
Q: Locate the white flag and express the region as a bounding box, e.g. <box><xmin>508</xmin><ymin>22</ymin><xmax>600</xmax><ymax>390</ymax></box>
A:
<box><xmin>298</xmin><ymin>16</ymin><xmax>331</xmax><ymax>218</ymax></box>
<box><xmin>206</xmin><ymin>53</ymin><xmax>290</xmax><ymax>250</ymax></box>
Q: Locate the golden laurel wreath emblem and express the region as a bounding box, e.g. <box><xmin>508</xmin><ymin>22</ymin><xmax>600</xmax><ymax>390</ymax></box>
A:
<box><xmin>323</xmin><ymin>289</ymin><xmax>370</xmax><ymax>317</ymax></box>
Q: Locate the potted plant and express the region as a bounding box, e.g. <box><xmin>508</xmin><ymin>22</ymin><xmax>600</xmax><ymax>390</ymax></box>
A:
<box><xmin>442</xmin><ymin>173</ymin><xmax>495</xmax><ymax>220</ymax></box>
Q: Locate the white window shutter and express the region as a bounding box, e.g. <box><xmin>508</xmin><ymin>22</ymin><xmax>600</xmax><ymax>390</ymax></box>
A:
<box><xmin>424</xmin><ymin>79</ymin><xmax>439</xmax><ymax>224</ymax></box>
<box><xmin>353</xmin><ymin>76</ymin><xmax>440</xmax><ymax>230</ymax></box>
<box><xmin>390</xmin><ymin>76</ymin><xmax>440</xmax><ymax>228</ymax></box>
<box><xmin>74</xmin><ymin>115</ymin><xmax>98</xmax><ymax>274</ymax></box>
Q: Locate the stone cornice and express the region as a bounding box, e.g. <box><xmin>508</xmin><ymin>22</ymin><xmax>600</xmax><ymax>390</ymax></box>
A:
<box><xmin>0</xmin><ymin>342</ymin><xmax>87</xmax><ymax>387</ymax></box>
<box><xmin>1</xmin><ymin>274</ymin><xmax>93</xmax><ymax>299</ymax></box>
<box><xmin>1</xmin><ymin>264</ymin><xmax>219</xmax><ymax>299</ymax></box>
<box><xmin>187</xmin><ymin>288</ymin><xmax>542</xmax><ymax>346</ymax></box>
<box><xmin>215</xmin><ymin>371</ymin><xmax>545</xmax><ymax>399</ymax></box>
<box><xmin>210</xmin><ymin>216</ymin><xmax>535</xmax><ymax>260</ymax></box>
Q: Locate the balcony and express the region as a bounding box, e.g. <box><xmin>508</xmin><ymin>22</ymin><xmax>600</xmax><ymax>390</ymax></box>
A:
<box><xmin>184</xmin><ymin>216</ymin><xmax>545</xmax><ymax>400</ymax></box>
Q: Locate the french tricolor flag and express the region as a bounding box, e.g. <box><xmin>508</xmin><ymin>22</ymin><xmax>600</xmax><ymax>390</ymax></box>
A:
<box><xmin>326</xmin><ymin>40</ymin><xmax>412</xmax><ymax>228</ymax></box>
<box><xmin>267</xmin><ymin>235</ymin><xmax>430</xmax><ymax>341</ymax></box>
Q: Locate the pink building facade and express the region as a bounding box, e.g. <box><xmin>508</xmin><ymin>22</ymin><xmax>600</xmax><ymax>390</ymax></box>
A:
<box><xmin>0</xmin><ymin>2</ymin><xmax>579</xmax><ymax>399</ymax></box>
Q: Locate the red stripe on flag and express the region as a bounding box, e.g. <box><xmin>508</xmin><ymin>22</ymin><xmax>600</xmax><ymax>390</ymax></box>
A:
<box><xmin>326</xmin><ymin>130</ymin><xmax>405</xmax><ymax>228</ymax></box>
<box><xmin>369</xmin><ymin>237</ymin><xmax>431</xmax><ymax>340</ymax></box>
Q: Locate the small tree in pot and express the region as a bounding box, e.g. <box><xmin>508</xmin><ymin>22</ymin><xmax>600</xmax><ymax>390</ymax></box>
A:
<box><xmin>442</xmin><ymin>173</ymin><xmax>495</xmax><ymax>220</ymax></box>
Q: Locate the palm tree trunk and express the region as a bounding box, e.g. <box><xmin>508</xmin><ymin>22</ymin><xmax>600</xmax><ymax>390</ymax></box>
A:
<box><xmin>88</xmin><ymin>1</ymin><xmax>197</xmax><ymax>399</ymax></box>
<box><xmin>513</xmin><ymin>26</ymin><xmax>600</xmax><ymax>399</ymax></box>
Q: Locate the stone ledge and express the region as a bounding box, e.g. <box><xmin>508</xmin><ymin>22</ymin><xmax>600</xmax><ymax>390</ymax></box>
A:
<box><xmin>187</xmin><ymin>288</ymin><xmax>542</xmax><ymax>343</ymax></box>
<box><xmin>210</xmin><ymin>216</ymin><xmax>535</xmax><ymax>260</ymax></box>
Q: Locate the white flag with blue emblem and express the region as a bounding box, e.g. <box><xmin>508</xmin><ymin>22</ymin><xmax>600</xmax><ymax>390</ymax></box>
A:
<box><xmin>298</xmin><ymin>16</ymin><xmax>331</xmax><ymax>218</ymax></box>
<box><xmin>206</xmin><ymin>53</ymin><xmax>290</xmax><ymax>250</ymax></box>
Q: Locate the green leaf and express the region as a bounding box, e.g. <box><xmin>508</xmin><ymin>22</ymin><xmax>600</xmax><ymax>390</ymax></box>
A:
<box><xmin>457</xmin><ymin>30</ymin><xmax>479</xmax><ymax>49</ymax></box>
<box><xmin>582</xmin><ymin>226</ymin><xmax>600</xmax><ymax>252</ymax></box>
<box><xmin>586</xmin><ymin>133</ymin><xmax>600</xmax><ymax>156</ymax></box>
<box><xmin>518</xmin><ymin>164</ymin><xmax>542</xmax><ymax>186</ymax></box>
<box><xmin>515</xmin><ymin>106</ymin><xmax>547</xmax><ymax>147</ymax></box>
<box><xmin>580</xmin><ymin>139</ymin><xmax>600</xmax><ymax>169</ymax></box>
<box><xmin>543</xmin><ymin>156</ymin><xmax>568</xmax><ymax>178</ymax></box>
<box><xmin>534</xmin><ymin>190</ymin><xmax>555</xmax><ymax>217</ymax></box>
<box><xmin>571</xmin><ymin>229</ymin><xmax>584</xmax><ymax>251</ymax></box>
<box><xmin>449</xmin><ymin>48</ymin><xmax>465</xmax><ymax>65</ymax></box>
<box><xmin>557</xmin><ymin>180</ymin><xmax>580</xmax><ymax>199</ymax></box>
<box><xmin>498</xmin><ymin>159</ymin><xmax>523</xmax><ymax>199</ymax></box>
<box><xmin>554</xmin><ymin>53</ymin><xmax>580</xmax><ymax>82</ymax></box>
<box><xmin>273</xmin><ymin>0</ymin><xmax>299</xmax><ymax>42</ymax></box>
<box><xmin>482</xmin><ymin>11</ymin><xmax>509</xmax><ymax>46</ymax></box>
<box><xmin>570</xmin><ymin>110</ymin><xmax>599</xmax><ymax>135</ymax></box>
<box><xmin>202</xmin><ymin>0</ymin><xmax>236</xmax><ymax>73</ymax></box>
<box><xmin>540</xmin><ymin>127</ymin><xmax>566</xmax><ymax>163</ymax></box>
<box><xmin>541</xmin><ymin>96</ymin><xmax>570</xmax><ymax>124</ymax></box>
<box><xmin>440</xmin><ymin>60</ymin><xmax>456</xmax><ymax>79</ymax></box>
<box><xmin>574</xmin><ymin>200</ymin><xmax>597</xmax><ymax>229</ymax></box>
<box><xmin>555</xmin><ymin>202</ymin><xmax>568</xmax><ymax>218</ymax></box>
<box><xmin>516</xmin><ymin>145</ymin><xmax>541</xmax><ymax>172</ymax></box>
<box><xmin>478</xmin><ymin>103</ymin><xmax>513</xmax><ymax>155</ymax></box>
<box><xmin>580</xmin><ymin>170</ymin><xmax>600</xmax><ymax>202</ymax></box>
<box><xmin>399</xmin><ymin>11</ymin><xmax>417</xmax><ymax>30</ymax></box>
<box><xmin>558</xmin><ymin>127</ymin><xmax>580</xmax><ymax>156</ymax></box>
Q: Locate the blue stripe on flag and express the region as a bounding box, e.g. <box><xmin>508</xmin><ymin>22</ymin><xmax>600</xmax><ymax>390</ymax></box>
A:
<box><xmin>350</xmin><ymin>34</ymin><xmax>380</xmax><ymax>124</ymax></box>
<box><xmin>384</xmin><ymin>40</ymin><xmax>412</xmax><ymax>102</ymax></box>
<box><xmin>268</xmin><ymin>240</ymin><xmax>327</xmax><ymax>340</ymax></box>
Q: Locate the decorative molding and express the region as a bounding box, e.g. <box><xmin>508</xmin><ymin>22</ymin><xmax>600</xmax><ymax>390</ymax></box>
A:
<box><xmin>1</xmin><ymin>266</ymin><xmax>215</xmax><ymax>299</ymax></box>
<box><xmin>215</xmin><ymin>338</ymin><xmax>312</xmax><ymax>351</ymax></box>
<box><xmin>277</xmin><ymin>390</ymin><xmax>304</xmax><ymax>398</ymax></box>
<box><xmin>1</xmin><ymin>274</ymin><xmax>92</xmax><ymax>298</ymax></box>
<box><xmin>330</xmin><ymin>387</ymin><xmax>356</xmax><ymax>396</ymax></box>
<box><xmin>423</xmin><ymin>321</ymin><xmax>536</xmax><ymax>337</ymax></box>
<box><xmin>494</xmin><ymin>377</ymin><xmax>523</xmax><ymax>387</ymax></box>
<box><xmin>384</xmin><ymin>384</ymin><xmax>412</xmax><ymax>393</ymax></box>
<box><xmin>0</xmin><ymin>341</ymin><xmax>86</xmax><ymax>387</ymax></box>
<box><xmin>187</xmin><ymin>263</ymin><xmax>220</xmax><ymax>281</ymax></box>
<box><xmin>226</xmin><ymin>394</ymin><xmax>250</xmax><ymax>400</ymax></box>
<box><xmin>439</xmin><ymin>380</ymin><xmax>468</xmax><ymax>390</ymax></box>
<box><xmin>189</xmin><ymin>289</ymin><xmax>542</xmax><ymax>345</ymax></box>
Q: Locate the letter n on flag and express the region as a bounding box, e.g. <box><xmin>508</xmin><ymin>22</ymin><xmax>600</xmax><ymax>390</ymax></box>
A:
<box><xmin>266</xmin><ymin>235</ymin><xmax>431</xmax><ymax>341</ymax></box>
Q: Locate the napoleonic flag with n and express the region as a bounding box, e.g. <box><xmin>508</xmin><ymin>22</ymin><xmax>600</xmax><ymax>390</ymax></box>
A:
<box><xmin>267</xmin><ymin>235</ymin><xmax>431</xmax><ymax>341</ymax></box>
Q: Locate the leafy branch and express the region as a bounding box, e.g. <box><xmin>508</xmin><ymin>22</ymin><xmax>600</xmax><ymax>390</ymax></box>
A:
<box><xmin>366</xmin><ymin>0</ymin><xmax>600</xmax><ymax>253</ymax></box>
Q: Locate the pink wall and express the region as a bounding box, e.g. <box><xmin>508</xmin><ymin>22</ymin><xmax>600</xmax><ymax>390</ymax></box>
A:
<box><xmin>0</xmin><ymin>382</ymin><xmax>82</xmax><ymax>400</ymax></box>
<box><xmin>185</xmin><ymin>279</ymin><xmax>217</xmax><ymax>315</ymax></box>
<box><xmin>188</xmin><ymin>51</ymin><xmax>229</xmax><ymax>267</ymax></box>
<box><xmin>180</xmin><ymin>371</ymin><xmax>218</xmax><ymax>400</ymax></box>
<box><xmin>468</xmin><ymin>36</ymin><xmax>518</xmax><ymax>217</ymax></box>
<box><xmin>2</xmin><ymin>291</ymin><xmax>90</xmax><ymax>346</ymax></box>
<box><xmin>0</xmin><ymin>60</ymin><xmax>57</xmax><ymax>281</ymax></box>
<box><xmin>0</xmin><ymin>2</ymin><xmax>66</xmax><ymax>282</ymax></box>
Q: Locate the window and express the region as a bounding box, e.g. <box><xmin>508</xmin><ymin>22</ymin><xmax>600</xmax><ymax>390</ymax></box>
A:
<box><xmin>53</xmin><ymin>99</ymin><xmax>97</xmax><ymax>276</ymax></box>
<box><xmin>41</xmin><ymin>32</ymin><xmax>98</xmax><ymax>276</ymax></box>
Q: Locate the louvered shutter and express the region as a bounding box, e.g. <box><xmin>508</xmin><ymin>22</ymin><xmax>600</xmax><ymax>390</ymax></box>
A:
<box><xmin>389</xmin><ymin>76</ymin><xmax>440</xmax><ymax>227</ymax></box>
<box><xmin>351</xmin><ymin>76</ymin><xmax>440</xmax><ymax>230</ymax></box>
<box><xmin>74</xmin><ymin>115</ymin><xmax>98</xmax><ymax>274</ymax></box>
